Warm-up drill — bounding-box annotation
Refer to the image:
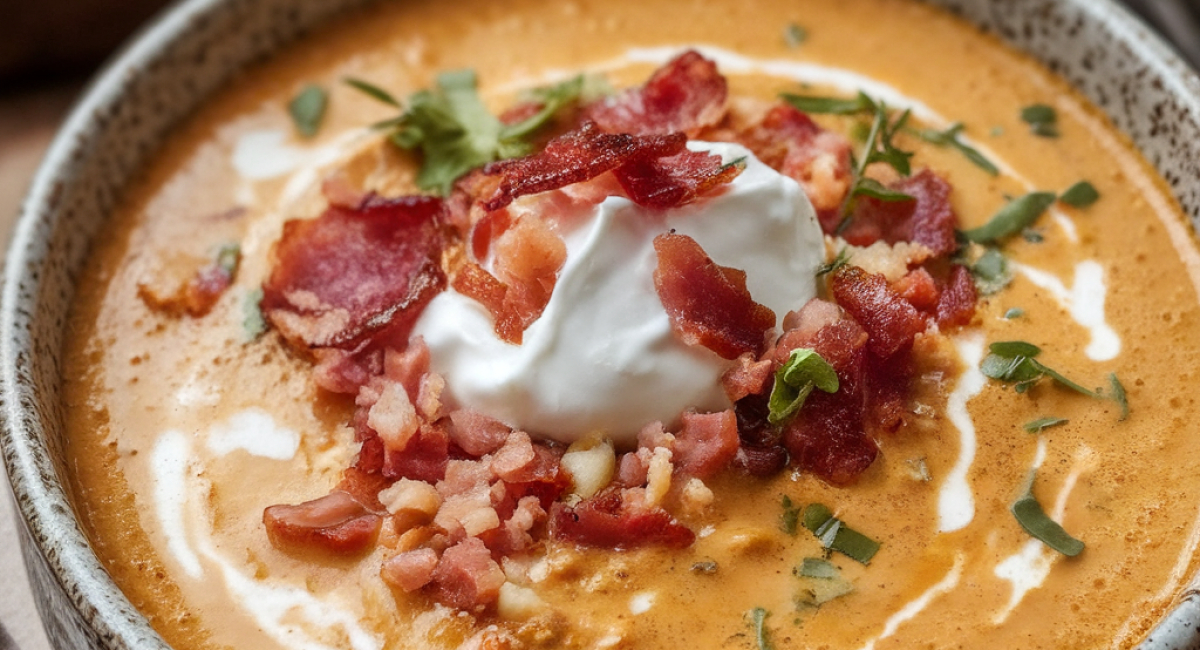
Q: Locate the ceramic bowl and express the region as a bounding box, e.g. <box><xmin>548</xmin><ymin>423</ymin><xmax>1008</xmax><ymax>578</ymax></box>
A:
<box><xmin>3</xmin><ymin>0</ymin><xmax>1200</xmax><ymax>648</ymax></box>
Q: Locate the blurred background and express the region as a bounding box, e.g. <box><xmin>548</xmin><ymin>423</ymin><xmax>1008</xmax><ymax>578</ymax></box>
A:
<box><xmin>0</xmin><ymin>2</ymin><xmax>1196</xmax><ymax>650</ymax></box>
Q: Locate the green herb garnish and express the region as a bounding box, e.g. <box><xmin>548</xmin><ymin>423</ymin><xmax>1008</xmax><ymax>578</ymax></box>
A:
<box><xmin>980</xmin><ymin>340</ymin><xmax>1098</xmax><ymax>396</ymax></box>
<box><xmin>781</xmin><ymin>91</ymin><xmax>875</xmax><ymax>116</ymax></box>
<box><xmin>801</xmin><ymin>503</ymin><xmax>880</xmax><ymax>565</ymax></box>
<box><xmin>768</xmin><ymin>348</ymin><xmax>840</xmax><ymax>424</ymax></box>
<box><xmin>1020</xmin><ymin>103</ymin><xmax>1059</xmax><ymax>137</ymax></box>
<box><xmin>343</xmin><ymin>77</ymin><xmax>402</xmax><ymax>107</ymax></box>
<box><xmin>215</xmin><ymin>243</ymin><xmax>241</xmax><ymax>278</ymax></box>
<box><xmin>1024</xmin><ymin>417</ymin><xmax>1068</xmax><ymax>433</ymax></box>
<box><xmin>288</xmin><ymin>84</ymin><xmax>328</xmax><ymax>138</ymax></box>
<box><xmin>1022</xmin><ymin>228</ymin><xmax>1045</xmax><ymax>243</ymax></box>
<box><xmin>781</xmin><ymin>496</ymin><xmax>802</xmax><ymax>535</ymax></box>
<box><xmin>242</xmin><ymin>287</ymin><xmax>266</xmax><ymax>342</ymax></box>
<box><xmin>1060</xmin><ymin>181</ymin><xmax>1100</xmax><ymax>208</ymax></box>
<box><xmin>1004</xmin><ymin>307</ymin><xmax>1025</xmax><ymax>319</ymax></box>
<box><xmin>1011</xmin><ymin>470</ymin><xmax>1084</xmax><ymax>556</ymax></box>
<box><xmin>749</xmin><ymin>608</ymin><xmax>776</xmax><ymax>650</ymax></box>
<box><xmin>795</xmin><ymin>558</ymin><xmax>855</xmax><ymax>607</ymax></box>
<box><xmin>1109</xmin><ymin>373</ymin><xmax>1129</xmax><ymax>421</ymax></box>
<box><xmin>912</xmin><ymin>122</ymin><xmax>999</xmax><ymax>175</ymax></box>
<box><xmin>784</xmin><ymin>23</ymin><xmax>808</xmax><ymax>47</ymax></box>
<box><xmin>349</xmin><ymin>70</ymin><xmax>583</xmax><ymax>195</ymax></box>
<box><xmin>970</xmin><ymin>247</ymin><xmax>1013</xmax><ymax>295</ymax></box>
<box><xmin>962</xmin><ymin>192</ymin><xmax>1057</xmax><ymax>243</ymax></box>
<box><xmin>796</xmin><ymin>557</ymin><xmax>839</xmax><ymax>579</ymax></box>
<box><xmin>816</xmin><ymin>248</ymin><xmax>851</xmax><ymax>277</ymax></box>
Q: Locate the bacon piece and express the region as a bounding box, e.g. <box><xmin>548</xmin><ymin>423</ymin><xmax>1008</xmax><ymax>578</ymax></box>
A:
<box><xmin>489</xmin><ymin>216</ymin><xmax>568</xmax><ymax>343</ymax></box>
<box><xmin>312</xmin><ymin>347</ymin><xmax>382</xmax><ymax>395</ymax></box>
<box><xmin>584</xmin><ymin>50</ymin><xmax>727</xmax><ymax>137</ymax></box>
<box><xmin>263</xmin><ymin>491</ymin><xmax>382</xmax><ymax>556</ymax></box>
<box><xmin>137</xmin><ymin>258</ymin><xmax>235</xmax><ymax>318</ymax></box>
<box><xmin>448</xmin><ymin>410</ymin><xmax>513</xmax><ymax>457</ymax></box>
<box><xmin>429</xmin><ymin>537</ymin><xmax>507</xmax><ymax>612</ymax></box>
<box><xmin>731</xmin><ymin>103</ymin><xmax>852</xmax><ymax>223</ymax></box>
<box><xmin>653</xmin><ymin>232</ymin><xmax>775</xmax><ymax>360</ymax></box>
<box><xmin>936</xmin><ymin>264</ymin><xmax>977</xmax><ymax>328</ymax></box>
<box><xmin>893</xmin><ymin>267</ymin><xmax>940</xmax><ymax>313</ymax></box>
<box><xmin>500</xmin><ymin>444</ymin><xmax>569</xmax><ymax>510</ymax></box>
<box><xmin>337</xmin><ymin>466</ymin><xmax>393</xmax><ymax>512</ymax></box>
<box><xmin>550</xmin><ymin>489</ymin><xmax>694</xmax><ymax>549</ymax></box>
<box><xmin>382</xmin><ymin>422</ymin><xmax>450</xmax><ymax>483</ymax></box>
<box><xmin>774</xmin><ymin>310</ymin><xmax>879</xmax><ymax>485</ymax></box>
<box><xmin>830</xmin><ymin>266</ymin><xmax>926</xmax><ymax>359</ymax></box>
<box><xmin>612</xmin><ymin>149</ymin><xmax>741</xmax><ymax>209</ymax></box>
<box><xmin>842</xmin><ymin>170</ymin><xmax>958</xmax><ymax>256</ymax></box>
<box><xmin>482</xmin><ymin>123</ymin><xmax>685</xmax><ymax>212</ymax></box>
<box><xmin>721</xmin><ymin>352</ymin><xmax>773</xmax><ymax>401</ymax></box>
<box><xmin>381</xmin><ymin>548</ymin><xmax>440</xmax><ymax>592</ymax></box>
<box><xmin>731</xmin><ymin>393</ymin><xmax>789</xmax><ymax>477</ymax></box>
<box><xmin>261</xmin><ymin>195</ymin><xmax>447</xmax><ymax>350</ymax></box>
<box><xmin>674</xmin><ymin>410</ymin><xmax>739</xmax><ymax>479</ymax></box>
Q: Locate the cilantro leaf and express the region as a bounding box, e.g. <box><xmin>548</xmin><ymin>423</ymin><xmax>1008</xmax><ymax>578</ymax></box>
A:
<box><xmin>784</xmin><ymin>23</ymin><xmax>808</xmax><ymax>48</ymax></box>
<box><xmin>767</xmin><ymin>348</ymin><xmax>839</xmax><ymax>424</ymax></box>
<box><xmin>780</xmin><ymin>496</ymin><xmax>801</xmax><ymax>535</ymax></box>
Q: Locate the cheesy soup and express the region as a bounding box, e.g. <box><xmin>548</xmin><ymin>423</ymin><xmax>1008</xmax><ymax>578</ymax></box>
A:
<box><xmin>61</xmin><ymin>0</ymin><xmax>1200</xmax><ymax>649</ymax></box>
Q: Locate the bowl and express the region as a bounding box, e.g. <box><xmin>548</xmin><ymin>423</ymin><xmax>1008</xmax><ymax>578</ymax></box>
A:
<box><xmin>3</xmin><ymin>0</ymin><xmax>1200</xmax><ymax>648</ymax></box>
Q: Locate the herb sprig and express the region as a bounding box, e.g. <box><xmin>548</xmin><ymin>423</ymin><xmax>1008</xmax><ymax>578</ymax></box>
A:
<box><xmin>962</xmin><ymin>192</ymin><xmax>1057</xmax><ymax>243</ymax></box>
<box><xmin>911</xmin><ymin>122</ymin><xmax>999</xmax><ymax>175</ymax></box>
<box><xmin>981</xmin><ymin>340</ymin><xmax>1129</xmax><ymax>419</ymax></box>
<box><xmin>1012</xmin><ymin>470</ymin><xmax>1085</xmax><ymax>556</ymax></box>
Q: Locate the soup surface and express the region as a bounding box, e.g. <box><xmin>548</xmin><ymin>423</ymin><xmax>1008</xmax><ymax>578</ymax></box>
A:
<box><xmin>62</xmin><ymin>1</ymin><xmax>1200</xmax><ymax>649</ymax></box>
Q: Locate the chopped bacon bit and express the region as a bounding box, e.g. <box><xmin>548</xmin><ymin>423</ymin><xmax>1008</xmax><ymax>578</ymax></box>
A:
<box><xmin>830</xmin><ymin>266</ymin><xmax>927</xmax><ymax>359</ymax></box>
<box><xmin>866</xmin><ymin>349</ymin><xmax>916</xmax><ymax>434</ymax></box>
<box><xmin>383</xmin><ymin>339</ymin><xmax>431</xmax><ymax>402</ymax></box>
<box><xmin>137</xmin><ymin>259</ymin><xmax>235</xmax><ymax>318</ymax></box>
<box><xmin>501</xmin><ymin>444</ymin><xmax>570</xmax><ymax>509</ymax></box>
<box><xmin>490</xmin><ymin>216</ymin><xmax>567</xmax><ymax>343</ymax></box>
<box><xmin>490</xmin><ymin>431</ymin><xmax>538</xmax><ymax>482</ymax></box>
<box><xmin>730</xmin><ymin>103</ymin><xmax>852</xmax><ymax>222</ymax></box>
<box><xmin>383</xmin><ymin>422</ymin><xmax>450</xmax><ymax>483</ymax></box>
<box><xmin>261</xmin><ymin>195</ymin><xmax>447</xmax><ymax>350</ymax></box>
<box><xmin>653</xmin><ymin>232</ymin><xmax>775</xmax><ymax>360</ymax></box>
<box><xmin>936</xmin><ymin>264</ymin><xmax>978</xmax><ymax>328</ymax></box>
<box><xmin>584</xmin><ymin>50</ymin><xmax>728</xmax><ymax>137</ymax></box>
<box><xmin>453</xmin><ymin>262</ymin><xmax>509</xmax><ymax>318</ymax></box>
<box><xmin>612</xmin><ymin>149</ymin><xmax>742</xmax><ymax>209</ymax></box>
<box><xmin>449</xmin><ymin>410</ymin><xmax>513</xmax><ymax>457</ymax></box>
<box><xmin>311</xmin><ymin>347</ymin><xmax>382</xmax><ymax>395</ymax></box>
<box><xmin>721</xmin><ymin>352</ymin><xmax>774</xmax><ymax>401</ymax></box>
<box><xmin>337</xmin><ymin>466</ymin><xmax>393</xmax><ymax>512</ymax></box>
<box><xmin>482</xmin><ymin>122</ymin><xmax>685</xmax><ymax>212</ymax></box>
<box><xmin>842</xmin><ymin>170</ymin><xmax>958</xmax><ymax>256</ymax></box>
<box><xmin>550</xmin><ymin>489</ymin><xmax>694</xmax><ymax>549</ymax></box>
<box><xmin>674</xmin><ymin>410</ymin><xmax>739</xmax><ymax>479</ymax></box>
<box><xmin>263</xmin><ymin>491</ymin><xmax>382</xmax><ymax>556</ymax></box>
<box><xmin>429</xmin><ymin>537</ymin><xmax>507</xmax><ymax>612</ymax></box>
<box><xmin>893</xmin><ymin>267</ymin><xmax>940</xmax><ymax>313</ymax></box>
<box><xmin>381</xmin><ymin>547</ymin><xmax>439</xmax><ymax>592</ymax></box>
<box><xmin>470</xmin><ymin>209</ymin><xmax>514</xmax><ymax>262</ymax></box>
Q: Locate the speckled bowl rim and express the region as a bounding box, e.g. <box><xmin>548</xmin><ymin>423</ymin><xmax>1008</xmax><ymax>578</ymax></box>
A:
<box><xmin>3</xmin><ymin>1</ymin><xmax>1200</xmax><ymax>649</ymax></box>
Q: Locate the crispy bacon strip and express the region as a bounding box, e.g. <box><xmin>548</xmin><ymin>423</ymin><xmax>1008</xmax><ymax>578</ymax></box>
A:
<box><xmin>842</xmin><ymin>170</ymin><xmax>958</xmax><ymax>256</ymax></box>
<box><xmin>584</xmin><ymin>50</ymin><xmax>728</xmax><ymax>136</ymax></box>
<box><xmin>263</xmin><ymin>491</ymin><xmax>381</xmax><ymax>556</ymax></box>
<box><xmin>550</xmin><ymin>489</ymin><xmax>694</xmax><ymax>549</ymax></box>
<box><xmin>261</xmin><ymin>195</ymin><xmax>447</xmax><ymax>350</ymax></box>
<box><xmin>613</xmin><ymin>149</ymin><xmax>741</xmax><ymax>209</ymax></box>
<box><xmin>482</xmin><ymin>123</ymin><xmax>685</xmax><ymax>212</ymax></box>
<box><xmin>830</xmin><ymin>266</ymin><xmax>927</xmax><ymax>359</ymax></box>
<box><xmin>653</xmin><ymin>232</ymin><xmax>775</xmax><ymax>360</ymax></box>
<box><xmin>936</xmin><ymin>264</ymin><xmax>978</xmax><ymax>328</ymax></box>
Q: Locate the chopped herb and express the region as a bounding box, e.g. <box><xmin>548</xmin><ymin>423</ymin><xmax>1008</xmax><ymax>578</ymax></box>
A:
<box><xmin>780</xmin><ymin>496</ymin><xmax>802</xmax><ymax>535</ymax></box>
<box><xmin>349</xmin><ymin>70</ymin><xmax>583</xmax><ymax>194</ymax></box>
<box><xmin>962</xmin><ymin>192</ymin><xmax>1057</xmax><ymax>243</ymax></box>
<box><xmin>990</xmin><ymin>125</ymin><xmax>1006</xmax><ymax>137</ymax></box>
<box><xmin>1110</xmin><ymin>373</ymin><xmax>1129</xmax><ymax>421</ymax></box>
<box><xmin>768</xmin><ymin>348</ymin><xmax>839</xmax><ymax>424</ymax></box>
<box><xmin>242</xmin><ymin>287</ymin><xmax>266</xmax><ymax>342</ymax></box>
<box><xmin>1024</xmin><ymin>417</ymin><xmax>1068</xmax><ymax>433</ymax></box>
<box><xmin>781</xmin><ymin>90</ymin><xmax>875</xmax><ymax>116</ymax></box>
<box><xmin>1060</xmin><ymin>181</ymin><xmax>1100</xmax><ymax>208</ymax></box>
<box><xmin>749</xmin><ymin>608</ymin><xmax>775</xmax><ymax>650</ymax></box>
<box><xmin>801</xmin><ymin>504</ymin><xmax>880</xmax><ymax>565</ymax></box>
<box><xmin>816</xmin><ymin>248</ymin><xmax>851</xmax><ymax>277</ymax></box>
<box><xmin>784</xmin><ymin>23</ymin><xmax>808</xmax><ymax>47</ymax></box>
<box><xmin>912</xmin><ymin>122</ymin><xmax>999</xmax><ymax>175</ymax></box>
<box><xmin>828</xmin><ymin>96</ymin><xmax>915</xmax><ymax>232</ymax></box>
<box><xmin>852</xmin><ymin>176</ymin><xmax>913</xmax><ymax>202</ymax></box>
<box><xmin>1020</xmin><ymin>103</ymin><xmax>1059</xmax><ymax>137</ymax></box>
<box><xmin>980</xmin><ymin>340</ymin><xmax>1099</xmax><ymax>397</ymax></box>
<box><xmin>723</xmin><ymin>156</ymin><xmax>749</xmax><ymax>173</ymax></box>
<box><xmin>970</xmin><ymin>247</ymin><xmax>1013</xmax><ymax>295</ymax></box>
<box><xmin>1004</xmin><ymin>308</ymin><xmax>1025</xmax><ymax>319</ymax></box>
<box><xmin>905</xmin><ymin>457</ymin><xmax>931</xmax><ymax>482</ymax></box>
<box><xmin>1011</xmin><ymin>470</ymin><xmax>1085</xmax><ymax>556</ymax></box>
<box><xmin>343</xmin><ymin>77</ymin><xmax>402</xmax><ymax>107</ymax></box>
<box><xmin>796</xmin><ymin>557</ymin><xmax>839</xmax><ymax>579</ymax></box>
<box><xmin>1022</xmin><ymin>228</ymin><xmax>1045</xmax><ymax>243</ymax></box>
<box><xmin>691</xmin><ymin>560</ymin><xmax>718</xmax><ymax>574</ymax></box>
<box><xmin>289</xmin><ymin>85</ymin><xmax>328</xmax><ymax>138</ymax></box>
<box><xmin>215</xmin><ymin>243</ymin><xmax>241</xmax><ymax>278</ymax></box>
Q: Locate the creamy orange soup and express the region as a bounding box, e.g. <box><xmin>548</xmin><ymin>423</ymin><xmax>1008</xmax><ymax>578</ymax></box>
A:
<box><xmin>62</xmin><ymin>0</ymin><xmax>1200</xmax><ymax>649</ymax></box>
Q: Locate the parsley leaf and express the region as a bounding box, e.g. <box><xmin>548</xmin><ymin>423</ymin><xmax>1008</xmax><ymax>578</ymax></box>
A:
<box><xmin>767</xmin><ymin>348</ymin><xmax>840</xmax><ymax>424</ymax></box>
<box><xmin>962</xmin><ymin>192</ymin><xmax>1057</xmax><ymax>243</ymax></box>
<box><xmin>1011</xmin><ymin>470</ymin><xmax>1084</xmax><ymax>556</ymax></box>
<box><xmin>980</xmin><ymin>340</ymin><xmax>1099</xmax><ymax>396</ymax></box>
<box><xmin>1004</xmin><ymin>307</ymin><xmax>1025</xmax><ymax>319</ymax></box>
<box><xmin>1060</xmin><ymin>181</ymin><xmax>1100</xmax><ymax>208</ymax></box>
<box><xmin>289</xmin><ymin>85</ymin><xmax>328</xmax><ymax>138</ymax></box>
<box><xmin>1020</xmin><ymin>103</ymin><xmax>1059</xmax><ymax>137</ymax></box>
<box><xmin>912</xmin><ymin>122</ymin><xmax>999</xmax><ymax>175</ymax></box>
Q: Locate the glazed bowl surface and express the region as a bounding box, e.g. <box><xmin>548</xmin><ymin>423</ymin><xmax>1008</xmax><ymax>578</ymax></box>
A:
<box><xmin>3</xmin><ymin>1</ymin><xmax>1200</xmax><ymax>649</ymax></box>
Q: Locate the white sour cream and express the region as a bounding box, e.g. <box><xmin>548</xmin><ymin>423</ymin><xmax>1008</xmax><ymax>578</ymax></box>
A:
<box><xmin>413</xmin><ymin>142</ymin><xmax>824</xmax><ymax>445</ymax></box>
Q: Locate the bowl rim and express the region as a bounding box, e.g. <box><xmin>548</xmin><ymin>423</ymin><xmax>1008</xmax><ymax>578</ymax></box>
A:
<box><xmin>3</xmin><ymin>0</ymin><xmax>1200</xmax><ymax>648</ymax></box>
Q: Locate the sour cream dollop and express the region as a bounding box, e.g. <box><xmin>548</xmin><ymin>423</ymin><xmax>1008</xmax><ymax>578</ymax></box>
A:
<box><xmin>413</xmin><ymin>142</ymin><xmax>825</xmax><ymax>445</ymax></box>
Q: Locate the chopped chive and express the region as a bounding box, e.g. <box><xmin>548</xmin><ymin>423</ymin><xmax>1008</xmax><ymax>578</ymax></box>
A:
<box><xmin>962</xmin><ymin>192</ymin><xmax>1057</xmax><ymax>243</ymax></box>
<box><xmin>1060</xmin><ymin>181</ymin><xmax>1100</xmax><ymax>208</ymax></box>
<box><xmin>1024</xmin><ymin>417</ymin><xmax>1068</xmax><ymax>433</ymax></box>
<box><xmin>1011</xmin><ymin>471</ymin><xmax>1084</xmax><ymax>556</ymax></box>
<box><xmin>1004</xmin><ymin>308</ymin><xmax>1025</xmax><ymax>319</ymax></box>
<box><xmin>800</xmin><ymin>504</ymin><xmax>880</xmax><ymax>565</ymax></box>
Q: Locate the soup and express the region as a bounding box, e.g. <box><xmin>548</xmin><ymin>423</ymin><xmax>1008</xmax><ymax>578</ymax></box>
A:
<box><xmin>61</xmin><ymin>0</ymin><xmax>1200</xmax><ymax>649</ymax></box>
